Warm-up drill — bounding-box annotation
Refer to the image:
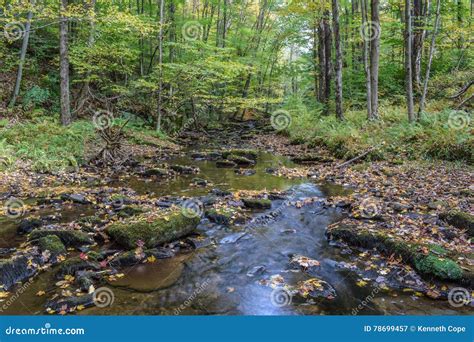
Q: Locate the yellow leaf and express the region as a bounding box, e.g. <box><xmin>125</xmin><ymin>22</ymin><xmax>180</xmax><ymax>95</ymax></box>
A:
<box><xmin>36</xmin><ymin>290</ymin><xmax>46</xmax><ymax>296</ymax></box>
<box><xmin>356</xmin><ymin>280</ymin><xmax>368</xmax><ymax>287</ymax></box>
<box><xmin>0</xmin><ymin>292</ymin><xmax>10</xmax><ymax>298</ymax></box>
<box><xmin>147</xmin><ymin>255</ymin><xmax>157</xmax><ymax>263</ymax></box>
<box><xmin>76</xmin><ymin>305</ymin><xmax>85</xmax><ymax>311</ymax></box>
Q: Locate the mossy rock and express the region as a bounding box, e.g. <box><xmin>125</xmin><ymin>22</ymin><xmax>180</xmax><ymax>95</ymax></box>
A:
<box><xmin>226</xmin><ymin>154</ymin><xmax>255</xmax><ymax>166</ymax></box>
<box><xmin>56</xmin><ymin>257</ymin><xmax>100</xmax><ymax>278</ymax></box>
<box><xmin>328</xmin><ymin>225</ymin><xmax>464</xmax><ymax>281</ymax></box>
<box><xmin>222</xmin><ymin>149</ymin><xmax>258</xmax><ymax>160</ymax></box>
<box><xmin>205</xmin><ymin>208</ymin><xmax>233</xmax><ymax>225</ymax></box>
<box><xmin>76</xmin><ymin>216</ymin><xmax>102</xmax><ymax>232</ymax></box>
<box><xmin>37</xmin><ymin>235</ymin><xmax>66</xmax><ymax>255</ymax></box>
<box><xmin>86</xmin><ymin>251</ymin><xmax>102</xmax><ymax>261</ymax></box>
<box><xmin>439</xmin><ymin>211</ymin><xmax>474</xmax><ymax>237</ymax></box>
<box><xmin>242</xmin><ymin>198</ymin><xmax>271</xmax><ymax>210</ymax></box>
<box><xmin>107</xmin><ymin>210</ymin><xmax>200</xmax><ymax>249</ymax></box>
<box><xmin>17</xmin><ymin>218</ymin><xmax>43</xmax><ymax>235</ymax></box>
<box><xmin>143</xmin><ymin>168</ymin><xmax>169</xmax><ymax>177</ymax></box>
<box><xmin>29</xmin><ymin>229</ymin><xmax>92</xmax><ymax>247</ymax></box>
<box><xmin>170</xmin><ymin>165</ymin><xmax>199</xmax><ymax>174</ymax></box>
<box><xmin>216</xmin><ymin>160</ymin><xmax>237</xmax><ymax>168</ymax></box>
<box><xmin>117</xmin><ymin>205</ymin><xmax>147</xmax><ymax>218</ymax></box>
<box><xmin>413</xmin><ymin>255</ymin><xmax>463</xmax><ymax>280</ymax></box>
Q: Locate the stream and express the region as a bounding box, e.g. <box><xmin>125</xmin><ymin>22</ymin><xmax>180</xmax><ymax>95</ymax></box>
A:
<box><xmin>0</xmin><ymin>150</ymin><xmax>469</xmax><ymax>315</ymax></box>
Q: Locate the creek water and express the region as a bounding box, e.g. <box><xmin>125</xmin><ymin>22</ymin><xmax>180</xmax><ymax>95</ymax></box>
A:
<box><xmin>0</xmin><ymin>152</ymin><xmax>468</xmax><ymax>315</ymax></box>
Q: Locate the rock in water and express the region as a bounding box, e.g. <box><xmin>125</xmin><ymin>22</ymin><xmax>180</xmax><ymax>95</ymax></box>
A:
<box><xmin>29</xmin><ymin>229</ymin><xmax>93</xmax><ymax>247</ymax></box>
<box><xmin>106</xmin><ymin>210</ymin><xmax>200</xmax><ymax>249</ymax></box>
<box><xmin>242</xmin><ymin>198</ymin><xmax>272</xmax><ymax>210</ymax></box>
<box><xmin>17</xmin><ymin>218</ymin><xmax>43</xmax><ymax>235</ymax></box>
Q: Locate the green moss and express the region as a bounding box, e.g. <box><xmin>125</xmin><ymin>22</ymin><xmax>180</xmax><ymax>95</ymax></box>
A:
<box><xmin>222</xmin><ymin>149</ymin><xmax>258</xmax><ymax>160</ymax></box>
<box><xmin>328</xmin><ymin>225</ymin><xmax>464</xmax><ymax>281</ymax></box>
<box><xmin>117</xmin><ymin>205</ymin><xmax>147</xmax><ymax>218</ymax></box>
<box><xmin>413</xmin><ymin>255</ymin><xmax>463</xmax><ymax>280</ymax></box>
<box><xmin>226</xmin><ymin>154</ymin><xmax>255</xmax><ymax>166</ymax></box>
<box><xmin>29</xmin><ymin>229</ymin><xmax>92</xmax><ymax>247</ymax></box>
<box><xmin>216</xmin><ymin>160</ymin><xmax>237</xmax><ymax>168</ymax></box>
<box><xmin>205</xmin><ymin>208</ymin><xmax>233</xmax><ymax>225</ymax></box>
<box><xmin>37</xmin><ymin>235</ymin><xmax>66</xmax><ymax>254</ymax></box>
<box><xmin>86</xmin><ymin>251</ymin><xmax>102</xmax><ymax>261</ymax></box>
<box><xmin>439</xmin><ymin>211</ymin><xmax>474</xmax><ymax>237</ymax></box>
<box><xmin>107</xmin><ymin>210</ymin><xmax>200</xmax><ymax>249</ymax></box>
<box><xmin>242</xmin><ymin>198</ymin><xmax>272</xmax><ymax>209</ymax></box>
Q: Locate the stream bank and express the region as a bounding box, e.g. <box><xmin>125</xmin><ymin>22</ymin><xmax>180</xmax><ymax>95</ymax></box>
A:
<box><xmin>0</xmin><ymin>122</ymin><xmax>472</xmax><ymax>315</ymax></box>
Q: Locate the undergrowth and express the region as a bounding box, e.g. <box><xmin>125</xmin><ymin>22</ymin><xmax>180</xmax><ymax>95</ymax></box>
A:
<box><xmin>286</xmin><ymin>101</ymin><xmax>473</xmax><ymax>164</ymax></box>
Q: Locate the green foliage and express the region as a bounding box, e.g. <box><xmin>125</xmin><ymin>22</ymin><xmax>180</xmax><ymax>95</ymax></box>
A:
<box><xmin>287</xmin><ymin>104</ymin><xmax>472</xmax><ymax>163</ymax></box>
<box><xmin>0</xmin><ymin>118</ymin><xmax>95</xmax><ymax>172</ymax></box>
<box><xmin>22</xmin><ymin>86</ymin><xmax>50</xmax><ymax>109</ymax></box>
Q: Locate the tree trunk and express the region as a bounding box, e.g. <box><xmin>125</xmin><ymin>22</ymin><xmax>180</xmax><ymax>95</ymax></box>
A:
<box><xmin>361</xmin><ymin>0</ymin><xmax>372</xmax><ymax>119</ymax></box>
<box><xmin>418</xmin><ymin>0</ymin><xmax>441</xmax><ymax>116</ymax></box>
<box><xmin>60</xmin><ymin>0</ymin><xmax>71</xmax><ymax>126</ymax></box>
<box><xmin>9</xmin><ymin>7</ymin><xmax>33</xmax><ymax>108</ymax></box>
<box><xmin>370</xmin><ymin>0</ymin><xmax>380</xmax><ymax>119</ymax></box>
<box><xmin>156</xmin><ymin>0</ymin><xmax>164</xmax><ymax>131</ymax></box>
<box><xmin>323</xmin><ymin>12</ymin><xmax>332</xmax><ymax>111</ymax></box>
<box><xmin>332</xmin><ymin>0</ymin><xmax>344</xmax><ymax>120</ymax></box>
<box><xmin>405</xmin><ymin>0</ymin><xmax>415</xmax><ymax>122</ymax></box>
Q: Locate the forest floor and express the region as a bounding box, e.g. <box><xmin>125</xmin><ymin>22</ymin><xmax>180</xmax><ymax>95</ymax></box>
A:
<box><xmin>0</xmin><ymin>120</ymin><xmax>472</xmax><ymax>315</ymax></box>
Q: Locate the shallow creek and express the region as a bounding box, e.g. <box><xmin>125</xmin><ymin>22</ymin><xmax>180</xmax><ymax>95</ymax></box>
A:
<box><xmin>1</xmin><ymin>152</ymin><xmax>469</xmax><ymax>315</ymax></box>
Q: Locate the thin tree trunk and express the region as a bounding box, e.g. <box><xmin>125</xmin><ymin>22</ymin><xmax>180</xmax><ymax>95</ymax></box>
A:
<box><xmin>370</xmin><ymin>0</ymin><xmax>380</xmax><ymax>119</ymax></box>
<box><xmin>361</xmin><ymin>0</ymin><xmax>372</xmax><ymax>119</ymax></box>
<box><xmin>60</xmin><ymin>0</ymin><xmax>71</xmax><ymax>126</ymax></box>
<box><xmin>405</xmin><ymin>0</ymin><xmax>415</xmax><ymax>122</ymax></box>
<box><xmin>9</xmin><ymin>6</ymin><xmax>33</xmax><ymax>108</ymax></box>
<box><xmin>156</xmin><ymin>0</ymin><xmax>164</xmax><ymax>131</ymax></box>
<box><xmin>332</xmin><ymin>0</ymin><xmax>344</xmax><ymax>120</ymax></box>
<box><xmin>418</xmin><ymin>0</ymin><xmax>441</xmax><ymax>116</ymax></box>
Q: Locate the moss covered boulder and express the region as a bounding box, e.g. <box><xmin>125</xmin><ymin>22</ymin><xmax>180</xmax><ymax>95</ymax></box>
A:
<box><xmin>142</xmin><ymin>168</ymin><xmax>169</xmax><ymax>177</ymax></box>
<box><xmin>226</xmin><ymin>154</ymin><xmax>255</xmax><ymax>166</ymax></box>
<box><xmin>242</xmin><ymin>198</ymin><xmax>272</xmax><ymax>210</ymax></box>
<box><xmin>107</xmin><ymin>210</ymin><xmax>200</xmax><ymax>249</ymax></box>
<box><xmin>56</xmin><ymin>257</ymin><xmax>100</xmax><ymax>278</ymax></box>
<box><xmin>439</xmin><ymin>211</ymin><xmax>474</xmax><ymax>237</ymax></box>
<box><xmin>216</xmin><ymin>160</ymin><xmax>237</xmax><ymax>168</ymax></box>
<box><xmin>222</xmin><ymin>149</ymin><xmax>258</xmax><ymax>160</ymax></box>
<box><xmin>205</xmin><ymin>208</ymin><xmax>233</xmax><ymax>225</ymax></box>
<box><xmin>29</xmin><ymin>229</ymin><xmax>92</xmax><ymax>247</ymax></box>
<box><xmin>327</xmin><ymin>225</ymin><xmax>465</xmax><ymax>281</ymax></box>
<box><xmin>37</xmin><ymin>235</ymin><xmax>66</xmax><ymax>255</ymax></box>
<box><xmin>117</xmin><ymin>205</ymin><xmax>147</xmax><ymax>218</ymax></box>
